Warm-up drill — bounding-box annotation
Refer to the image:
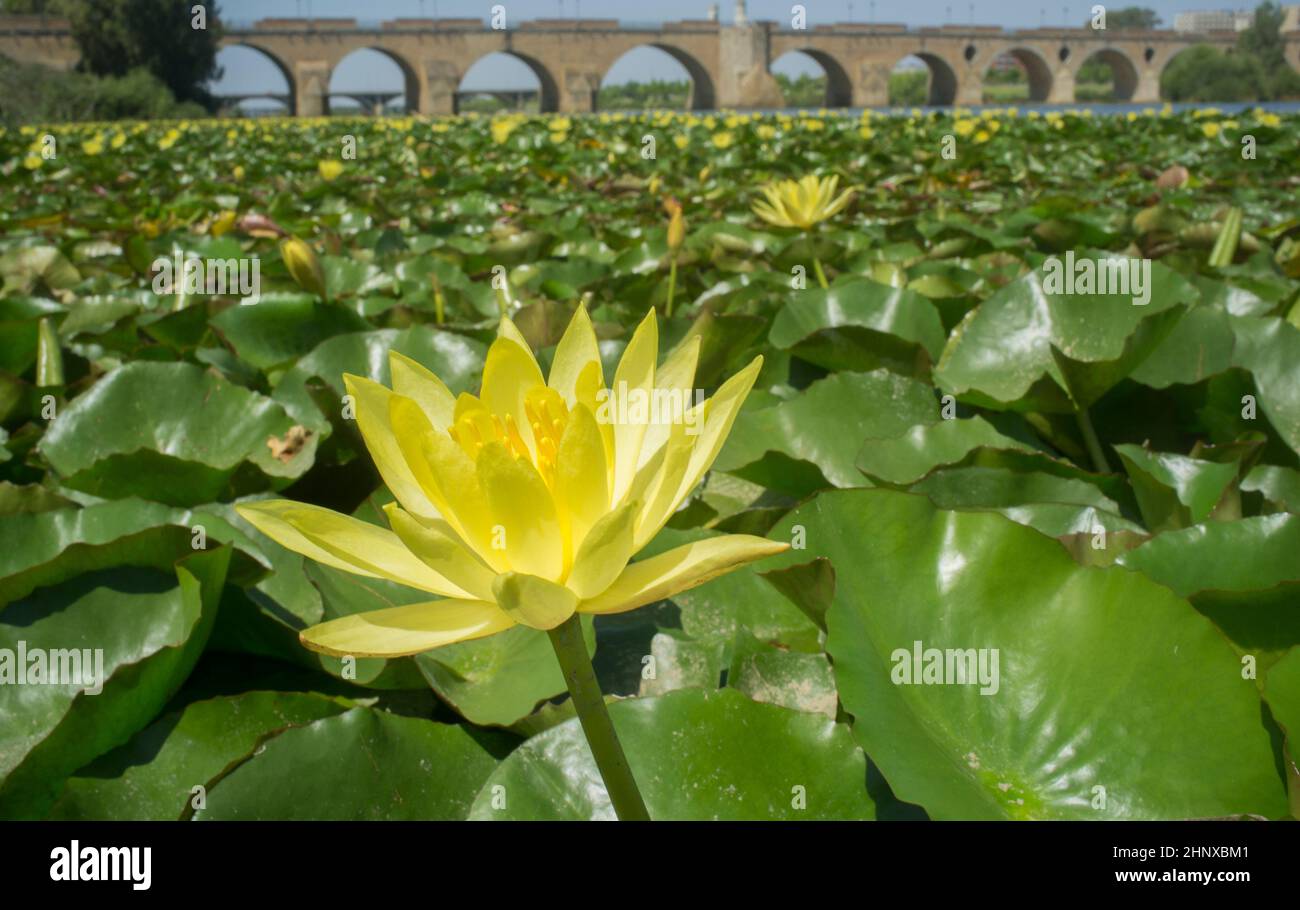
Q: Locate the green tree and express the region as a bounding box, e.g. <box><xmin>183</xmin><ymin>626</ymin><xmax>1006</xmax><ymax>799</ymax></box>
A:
<box><xmin>61</xmin><ymin>0</ymin><xmax>224</xmax><ymax>109</ymax></box>
<box><xmin>1239</xmin><ymin>2</ymin><xmax>1287</xmax><ymax>67</ymax></box>
<box><xmin>1089</xmin><ymin>6</ymin><xmax>1161</xmax><ymax>30</ymax></box>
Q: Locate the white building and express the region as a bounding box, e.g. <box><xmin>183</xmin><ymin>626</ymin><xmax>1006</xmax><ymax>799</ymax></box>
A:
<box><xmin>1173</xmin><ymin>9</ymin><xmax>1254</xmax><ymax>32</ymax></box>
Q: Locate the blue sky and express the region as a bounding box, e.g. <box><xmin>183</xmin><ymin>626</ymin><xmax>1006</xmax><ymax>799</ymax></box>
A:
<box><xmin>209</xmin><ymin>0</ymin><xmax>1275</xmax><ymax>101</ymax></box>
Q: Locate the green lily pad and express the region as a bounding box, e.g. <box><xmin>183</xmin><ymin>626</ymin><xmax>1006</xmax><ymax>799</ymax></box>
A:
<box><xmin>39</xmin><ymin>361</ymin><xmax>313</xmax><ymax>505</ymax></box>
<box><xmin>1114</xmin><ymin>443</ymin><xmax>1239</xmax><ymax>531</ymax></box>
<box><xmin>0</xmin><ymin>547</ymin><xmax>230</xmax><ymax>819</ymax></box>
<box><xmin>194</xmin><ymin>707</ymin><xmax>509</xmax><ymax>820</ymax></box>
<box><xmin>49</xmin><ymin>691</ymin><xmax>351</xmax><ymax>820</ymax></box>
<box><xmin>857</xmin><ymin>416</ymin><xmax>1034</xmax><ymax>486</ymax></box>
<box><xmin>935</xmin><ymin>261</ymin><xmax>1195</xmax><ymax>409</ymax></box>
<box><xmin>210</xmin><ymin>298</ymin><xmax>370</xmax><ymax>371</ymax></box>
<box><xmin>769</xmin><ymin>279</ymin><xmax>946</xmax><ymax>375</ymax></box>
<box><xmin>468</xmin><ymin>688</ymin><xmax>877</xmax><ymax>820</ymax></box>
<box><xmin>1119</xmin><ymin>514</ymin><xmax>1300</xmax><ymax>671</ymax></box>
<box><xmin>716</xmin><ymin>369</ymin><xmax>937</xmax><ymax>492</ymax></box>
<box><xmin>766</xmin><ymin>489</ymin><xmax>1288</xmax><ymax>819</ymax></box>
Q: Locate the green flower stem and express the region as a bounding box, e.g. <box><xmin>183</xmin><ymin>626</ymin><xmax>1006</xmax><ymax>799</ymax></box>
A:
<box><xmin>432</xmin><ymin>276</ymin><xmax>446</xmax><ymax>325</ymax></box>
<box><xmin>547</xmin><ymin>615</ymin><xmax>651</xmax><ymax>821</ymax></box>
<box><xmin>1075</xmin><ymin>406</ymin><xmax>1110</xmax><ymax>474</ymax></box>
<box><xmin>812</xmin><ymin>256</ymin><xmax>830</xmax><ymax>290</ymax></box>
<box><xmin>36</xmin><ymin>317</ymin><xmax>64</xmax><ymax>387</ymax></box>
<box><xmin>665</xmin><ymin>256</ymin><xmax>678</xmax><ymax>319</ymax></box>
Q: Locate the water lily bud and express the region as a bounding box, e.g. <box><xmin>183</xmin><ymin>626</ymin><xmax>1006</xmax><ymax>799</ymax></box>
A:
<box><xmin>280</xmin><ymin>235</ymin><xmax>327</xmax><ymax>300</ymax></box>
<box><xmin>667</xmin><ymin>207</ymin><xmax>685</xmax><ymax>251</ymax></box>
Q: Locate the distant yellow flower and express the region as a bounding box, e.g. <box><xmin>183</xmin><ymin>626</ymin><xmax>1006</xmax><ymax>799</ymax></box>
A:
<box><xmin>233</xmin><ymin>165</ymin><xmax>245</xmax><ymax>182</ymax></box>
<box><xmin>81</xmin><ymin>135</ymin><xmax>104</xmax><ymax>156</ymax></box>
<box><xmin>110</xmin><ymin>132</ymin><xmax>126</xmax><ymax>149</ymax></box>
<box><xmin>673</xmin><ymin>134</ymin><xmax>689</xmax><ymax>150</ymax></box>
<box><xmin>318</xmin><ymin>159</ymin><xmax>344</xmax><ymax>181</ymax></box>
<box><xmin>974</xmin><ymin>129</ymin><xmax>991</xmax><ymax>143</ymax></box>
<box><xmin>858</xmin><ymin>125</ymin><xmax>874</xmax><ymax>140</ymax></box>
<box><xmin>711</xmin><ymin>131</ymin><xmax>735</xmax><ymax>149</ymax></box>
<box><xmin>1257</xmin><ymin>111</ymin><xmax>1281</xmax><ymax>128</ymax></box>
<box><xmin>491</xmin><ymin>118</ymin><xmax>520</xmax><ymax>144</ymax></box>
<box><xmin>22</xmin><ymin>154</ymin><xmax>42</xmax><ymax>170</ymax></box>
<box><xmin>158</xmin><ymin>128</ymin><xmax>180</xmax><ymax>150</ymax></box>
<box><xmin>752</xmin><ymin>174</ymin><xmax>854</xmax><ymax>231</ymax></box>
<box><xmin>800</xmin><ymin>118</ymin><xmax>825</xmax><ymax>131</ymax></box>
<box><xmin>1202</xmin><ymin>122</ymin><xmax>1221</xmax><ymax>139</ymax></box>
<box><xmin>549</xmin><ymin>130</ymin><xmax>568</xmax><ymax>144</ymax></box>
<box><xmin>237</xmin><ymin>307</ymin><xmax>783</xmax><ymax>654</ymax></box>
<box><xmin>756</xmin><ymin>124</ymin><xmax>776</xmax><ymax>140</ymax></box>
<box><xmin>211</xmin><ymin>210</ymin><xmax>237</xmax><ymax>238</ymax></box>
<box><xmin>953</xmin><ymin>118</ymin><xmax>976</xmax><ymax>138</ymax></box>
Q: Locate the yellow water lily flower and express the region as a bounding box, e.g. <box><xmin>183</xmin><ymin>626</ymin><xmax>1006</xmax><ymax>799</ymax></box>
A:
<box><xmin>318</xmin><ymin>159</ymin><xmax>344</xmax><ymax>181</ymax></box>
<box><xmin>237</xmin><ymin>306</ymin><xmax>786</xmax><ymax>657</ymax></box>
<box><xmin>752</xmin><ymin>174</ymin><xmax>854</xmax><ymax>231</ymax></box>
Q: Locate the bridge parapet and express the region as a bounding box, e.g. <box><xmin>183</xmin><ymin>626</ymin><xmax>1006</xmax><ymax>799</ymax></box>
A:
<box><xmin>254</xmin><ymin>18</ymin><xmax>358</xmax><ymax>30</ymax></box>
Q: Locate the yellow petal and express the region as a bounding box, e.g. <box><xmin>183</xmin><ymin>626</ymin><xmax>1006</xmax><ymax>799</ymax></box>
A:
<box><xmin>389</xmin><ymin>396</ymin><xmax>502</xmax><ymax>569</ymax></box>
<box><xmin>300</xmin><ymin>599</ymin><xmax>513</xmax><ymax>657</ymax></box>
<box><xmin>609</xmin><ymin>309</ymin><xmax>658</xmax><ymax>503</ymax></box>
<box><xmin>385</xmin><ymin>505</ymin><xmax>498</xmax><ymax>602</ymax></box>
<box><xmin>476</xmin><ymin>440</ymin><xmax>564</xmax><ymax>580</ymax></box>
<box><xmin>554</xmin><ymin>402</ymin><xmax>610</xmax><ymax>553</ymax></box>
<box><xmin>580</xmin><ymin>534</ymin><xmax>790</xmax><ymax>615</ymax></box>
<box><xmin>548</xmin><ymin>303</ymin><xmax>603</xmax><ymax>408</ymax></box>
<box><xmin>565</xmin><ymin>499</ymin><xmax>639</xmax><ymax>599</ymax></box>
<box><xmin>235</xmin><ymin>500</ymin><xmax>468</xmax><ymax>597</ymax></box>
<box><xmin>497</xmin><ymin>313</ymin><xmax>535</xmax><ymax>354</ymax></box>
<box><xmin>633</xmin><ymin>419</ymin><xmax>697</xmax><ymax>548</ymax></box>
<box><xmin>574</xmin><ymin>359</ymin><xmax>615</xmax><ymax>490</ymax></box>
<box><xmin>671</xmin><ymin>355</ymin><xmax>763</xmax><ymax>508</ymax></box>
<box><xmin>492</xmin><ymin>572</ymin><xmax>578</xmax><ymax>630</ymax></box>
<box><xmin>481</xmin><ymin>335</ymin><xmax>546</xmax><ymax>456</ymax></box>
<box><xmin>639</xmin><ymin>333</ymin><xmax>701</xmax><ymax>470</ymax></box>
<box><xmin>343</xmin><ymin>375</ymin><xmax>438</xmax><ymax>522</ymax></box>
<box><xmin>389</xmin><ymin>350</ymin><xmax>455</xmax><ymax>430</ymax></box>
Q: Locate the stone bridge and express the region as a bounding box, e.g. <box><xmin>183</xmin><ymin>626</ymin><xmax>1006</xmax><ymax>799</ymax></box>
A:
<box><xmin>0</xmin><ymin>12</ymin><xmax>1276</xmax><ymax>116</ymax></box>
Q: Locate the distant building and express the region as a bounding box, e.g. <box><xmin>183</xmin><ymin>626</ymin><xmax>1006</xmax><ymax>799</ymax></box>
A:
<box><xmin>1284</xmin><ymin>5</ymin><xmax>1300</xmax><ymax>32</ymax></box>
<box><xmin>1173</xmin><ymin>9</ymin><xmax>1254</xmax><ymax>32</ymax></box>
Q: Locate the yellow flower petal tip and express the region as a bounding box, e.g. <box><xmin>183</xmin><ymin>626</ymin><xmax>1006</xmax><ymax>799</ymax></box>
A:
<box><xmin>239</xmin><ymin>307</ymin><xmax>775</xmax><ymax>656</ymax></box>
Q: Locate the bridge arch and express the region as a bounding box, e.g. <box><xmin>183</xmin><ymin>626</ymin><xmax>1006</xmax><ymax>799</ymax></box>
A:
<box><xmin>217</xmin><ymin>42</ymin><xmax>296</xmax><ymax>114</ymax></box>
<box><xmin>893</xmin><ymin>51</ymin><xmax>959</xmax><ymax>106</ymax></box>
<box><xmin>458</xmin><ymin>51</ymin><xmax>560</xmax><ymax>113</ymax></box>
<box><xmin>598</xmin><ymin>44</ymin><xmax>716</xmax><ymax>111</ymax></box>
<box><xmin>328</xmin><ymin>47</ymin><xmax>419</xmax><ymax>115</ymax></box>
<box><xmin>1074</xmin><ymin>47</ymin><xmax>1140</xmax><ymax>101</ymax></box>
<box><xmin>771</xmin><ymin>48</ymin><xmax>853</xmax><ymax>108</ymax></box>
<box><xmin>984</xmin><ymin>47</ymin><xmax>1054</xmax><ymax>102</ymax></box>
